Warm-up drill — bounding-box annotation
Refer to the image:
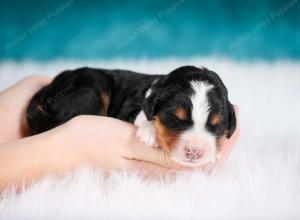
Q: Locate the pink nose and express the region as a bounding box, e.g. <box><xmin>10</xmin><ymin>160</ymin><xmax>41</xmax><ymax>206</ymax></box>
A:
<box><xmin>184</xmin><ymin>147</ymin><xmax>204</xmax><ymax>160</ymax></box>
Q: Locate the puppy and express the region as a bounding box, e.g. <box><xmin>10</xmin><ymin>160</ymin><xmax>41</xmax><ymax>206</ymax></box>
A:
<box><xmin>27</xmin><ymin>66</ymin><xmax>236</xmax><ymax>167</ymax></box>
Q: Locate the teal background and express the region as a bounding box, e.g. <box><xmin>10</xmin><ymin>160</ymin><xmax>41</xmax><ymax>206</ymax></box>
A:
<box><xmin>1</xmin><ymin>0</ymin><xmax>300</xmax><ymax>61</ymax></box>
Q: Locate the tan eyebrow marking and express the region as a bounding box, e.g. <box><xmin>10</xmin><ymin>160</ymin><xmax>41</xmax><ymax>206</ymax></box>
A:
<box><xmin>210</xmin><ymin>114</ymin><xmax>222</xmax><ymax>126</ymax></box>
<box><xmin>175</xmin><ymin>108</ymin><xmax>187</xmax><ymax>120</ymax></box>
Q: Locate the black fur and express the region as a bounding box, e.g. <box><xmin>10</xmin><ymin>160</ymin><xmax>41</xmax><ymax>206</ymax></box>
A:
<box><xmin>27</xmin><ymin>66</ymin><xmax>236</xmax><ymax>139</ymax></box>
<box><xmin>142</xmin><ymin>66</ymin><xmax>236</xmax><ymax>139</ymax></box>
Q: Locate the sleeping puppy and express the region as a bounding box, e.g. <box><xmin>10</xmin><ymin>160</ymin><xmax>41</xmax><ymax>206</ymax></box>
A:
<box><xmin>27</xmin><ymin>66</ymin><xmax>236</xmax><ymax>167</ymax></box>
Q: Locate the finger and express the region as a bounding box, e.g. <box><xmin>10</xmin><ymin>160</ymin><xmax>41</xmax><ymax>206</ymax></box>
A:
<box><xmin>124</xmin><ymin>105</ymin><xmax>240</xmax><ymax>171</ymax></box>
<box><xmin>124</xmin><ymin>140</ymin><xmax>189</xmax><ymax>170</ymax></box>
<box><xmin>216</xmin><ymin>105</ymin><xmax>240</xmax><ymax>163</ymax></box>
<box><xmin>21</xmin><ymin>76</ymin><xmax>52</xmax><ymax>93</ymax></box>
<box><xmin>125</xmin><ymin>159</ymin><xmax>177</xmax><ymax>179</ymax></box>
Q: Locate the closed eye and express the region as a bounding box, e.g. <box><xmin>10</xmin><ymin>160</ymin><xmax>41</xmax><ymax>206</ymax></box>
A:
<box><xmin>166</xmin><ymin>112</ymin><xmax>183</xmax><ymax>123</ymax></box>
<box><xmin>160</xmin><ymin>109</ymin><xmax>192</xmax><ymax>131</ymax></box>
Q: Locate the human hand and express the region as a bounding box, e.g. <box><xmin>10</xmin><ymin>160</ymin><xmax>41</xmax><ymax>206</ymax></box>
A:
<box><xmin>127</xmin><ymin>106</ymin><xmax>240</xmax><ymax>174</ymax></box>
<box><xmin>0</xmin><ymin>76</ymin><xmax>52</xmax><ymax>144</ymax></box>
<box><xmin>61</xmin><ymin>106</ymin><xmax>240</xmax><ymax>175</ymax></box>
<box><xmin>0</xmin><ymin>75</ymin><xmax>239</xmax><ymax>184</ymax></box>
<box><xmin>0</xmin><ymin>80</ymin><xmax>239</xmax><ymax>191</ymax></box>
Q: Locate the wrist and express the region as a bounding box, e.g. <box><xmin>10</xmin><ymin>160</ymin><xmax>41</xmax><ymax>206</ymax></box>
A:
<box><xmin>22</xmin><ymin>123</ymin><xmax>88</xmax><ymax>180</ymax></box>
<box><xmin>0</xmin><ymin>128</ymin><xmax>80</xmax><ymax>191</ymax></box>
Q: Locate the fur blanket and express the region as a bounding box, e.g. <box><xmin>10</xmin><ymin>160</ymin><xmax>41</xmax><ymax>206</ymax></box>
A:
<box><xmin>0</xmin><ymin>58</ymin><xmax>299</xmax><ymax>220</ymax></box>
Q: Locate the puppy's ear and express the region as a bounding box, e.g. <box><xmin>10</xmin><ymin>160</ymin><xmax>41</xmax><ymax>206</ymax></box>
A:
<box><xmin>142</xmin><ymin>84</ymin><xmax>181</xmax><ymax>120</ymax></box>
<box><xmin>142</xmin><ymin>91</ymin><xmax>159</xmax><ymax>120</ymax></box>
<box><xmin>226</xmin><ymin>101</ymin><xmax>236</xmax><ymax>138</ymax></box>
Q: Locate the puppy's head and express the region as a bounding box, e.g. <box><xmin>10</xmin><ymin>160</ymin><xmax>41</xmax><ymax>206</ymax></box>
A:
<box><xmin>143</xmin><ymin>66</ymin><xmax>236</xmax><ymax>167</ymax></box>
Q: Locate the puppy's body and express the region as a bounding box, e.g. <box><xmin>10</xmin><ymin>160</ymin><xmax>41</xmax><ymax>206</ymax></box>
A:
<box><xmin>27</xmin><ymin>66</ymin><xmax>236</xmax><ymax>166</ymax></box>
<box><xmin>28</xmin><ymin>67</ymin><xmax>161</xmax><ymax>131</ymax></box>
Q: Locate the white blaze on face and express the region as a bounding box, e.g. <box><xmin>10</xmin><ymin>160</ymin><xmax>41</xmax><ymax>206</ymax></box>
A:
<box><xmin>171</xmin><ymin>81</ymin><xmax>217</xmax><ymax>167</ymax></box>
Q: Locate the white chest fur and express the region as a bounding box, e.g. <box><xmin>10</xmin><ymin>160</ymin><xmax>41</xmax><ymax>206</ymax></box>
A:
<box><xmin>134</xmin><ymin>110</ymin><xmax>158</xmax><ymax>147</ymax></box>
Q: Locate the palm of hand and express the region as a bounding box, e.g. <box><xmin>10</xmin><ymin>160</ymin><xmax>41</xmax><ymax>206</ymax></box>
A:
<box><xmin>0</xmin><ymin>76</ymin><xmax>51</xmax><ymax>143</ymax></box>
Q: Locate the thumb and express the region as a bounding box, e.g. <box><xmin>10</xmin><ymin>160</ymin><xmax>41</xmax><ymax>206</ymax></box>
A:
<box><xmin>123</xmin><ymin>140</ymin><xmax>188</xmax><ymax>170</ymax></box>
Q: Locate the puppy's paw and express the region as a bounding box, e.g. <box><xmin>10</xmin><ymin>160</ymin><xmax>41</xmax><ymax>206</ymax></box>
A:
<box><xmin>136</xmin><ymin>121</ymin><xmax>158</xmax><ymax>147</ymax></box>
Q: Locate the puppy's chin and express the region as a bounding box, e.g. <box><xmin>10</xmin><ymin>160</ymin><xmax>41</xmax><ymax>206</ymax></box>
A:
<box><xmin>170</xmin><ymin>154</ymin><xmax>217</xmax><ymax>167</ymax></box>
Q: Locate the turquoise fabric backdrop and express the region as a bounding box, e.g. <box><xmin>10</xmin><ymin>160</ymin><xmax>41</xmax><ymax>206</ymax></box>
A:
<box><xmin>1</xmin><ymin>0</ymin><xmax>299</xmax><ymax>61</ymax></box>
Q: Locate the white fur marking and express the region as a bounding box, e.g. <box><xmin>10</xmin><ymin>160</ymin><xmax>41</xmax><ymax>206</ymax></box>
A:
<box><xmin>145</xmin><ymin>88</ymin><xmax>152</xmax><ymax>98</ymax></box>
<box><xmin>170</xmin><ymin>81</ymin><xmax>217</xmax><ymax>165</ymax></box>
<box><xmin>134</xmin><ymin>111</ymin><xmax>158</xmax><ymax>147</ymax></box>
<box><xmin>134</xmin><ymin>87</ymin><xmax>158</xmax><ymax>147</ymax></box>
<box><xmin>190</xmin><ymin>81</ymin><xmax>213</xmax><ymax>129</ymax></box>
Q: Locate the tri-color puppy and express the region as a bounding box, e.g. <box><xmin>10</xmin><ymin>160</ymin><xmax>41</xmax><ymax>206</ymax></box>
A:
<box><xmin>27</xmin><ymin>66</ymin><xmax>236</xmax><ymax>167</ymax></box>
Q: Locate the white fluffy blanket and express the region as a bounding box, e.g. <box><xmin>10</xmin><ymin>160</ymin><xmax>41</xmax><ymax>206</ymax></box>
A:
<box><xmin>0</xmin><ymin>58</ymin><xmax>299</xmax><ymax>220</ymax></box>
